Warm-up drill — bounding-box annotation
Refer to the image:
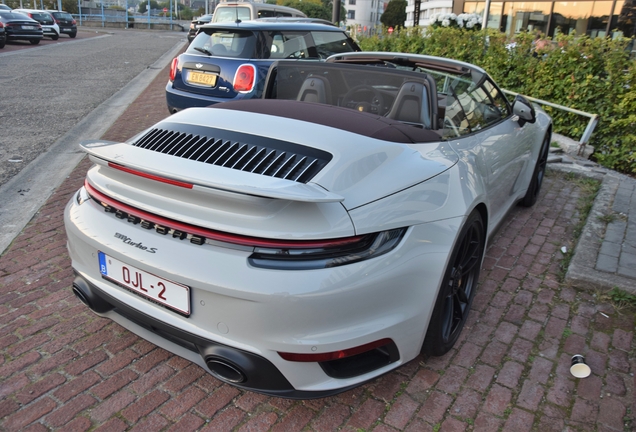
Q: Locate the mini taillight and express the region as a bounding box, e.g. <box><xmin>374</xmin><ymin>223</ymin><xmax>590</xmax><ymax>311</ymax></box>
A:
<box><xmin>233</xmin><ymin>64</ymin><xmax>256</xmax><ymax>93</ymax></box>
<box><xmin>169</xmin><ymin>57</ymin><xmax>179</xmax><ymax>82</ymax></box>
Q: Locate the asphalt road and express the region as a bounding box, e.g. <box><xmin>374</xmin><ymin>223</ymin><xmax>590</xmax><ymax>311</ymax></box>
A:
<box><xmin>0</xmin><ymin>28</ymin><xmax>184</xmax><ymax>187</ymax></box>
<box><xmin>0</xmin><ymin>28</ymin><xmax>186</xmax><ymax>253</ymax></box>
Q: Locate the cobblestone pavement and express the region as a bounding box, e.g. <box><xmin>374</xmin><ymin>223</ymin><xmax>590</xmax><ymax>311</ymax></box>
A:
<box><xmin>0</xmin><ymin>61</ymin><xmax>634</xmax><ymax>431</ymax></box>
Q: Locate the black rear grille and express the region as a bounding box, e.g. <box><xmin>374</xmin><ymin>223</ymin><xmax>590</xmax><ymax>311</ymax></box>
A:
<box><xmin>131</xmin><ymin>123</ymin><xmax>331</xmax><ymax>184</ymax></box>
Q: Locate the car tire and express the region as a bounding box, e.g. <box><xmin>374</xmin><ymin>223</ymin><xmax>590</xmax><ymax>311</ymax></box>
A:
<box><xmin>520</xmin><ymin>130</ymin><xmax>551</xmax><ymax>207</ymax></box>
<box><xmin>422</xmin><ymin>210</ymin><xmax>485</xmax><ymax>357</ymax></box>
<box><xmin>51</xmin><ymin>34</ymin><xmax>59</xmax><ymax>40</ymax></box>
<box><xmin>0</xmin><ymin>40</ymin><xmax>5</xmax><ymax>49</ymax></box>
<box><xmin>30</xmin><ymin>39</ymin><xmax>40</xmax><ymax>45</ymax></box>
<box><xmin>70</xmin><ymin>32</ymin><xmax>77</xmax><ymax>38</ymax></box>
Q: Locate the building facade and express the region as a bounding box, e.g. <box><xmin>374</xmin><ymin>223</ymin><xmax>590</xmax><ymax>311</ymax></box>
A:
<box><xmin>345</xmin><ymin>0</ymin><xmax>386</xmax><ymax>35</ymax></box>
<box><xmin>461</xmin><ymin>0</ymin><xmax>634</xmax><ymax>38</ymax></box>
<box><xmin>404</xmin><ymin>0</ymin><xmax>634</xmax><ymax>39</ymax></box>
<box><xmin>405</xmin><ymin>0</ymin><xmax>454</xmax><ymax>27</ymax></box>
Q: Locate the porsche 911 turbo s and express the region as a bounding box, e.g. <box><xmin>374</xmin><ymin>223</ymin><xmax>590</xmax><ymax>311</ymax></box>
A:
<box><xmin>65</xmin><ymin>53</ymin><xmax>551</xmax><ymax>398</ymax></box>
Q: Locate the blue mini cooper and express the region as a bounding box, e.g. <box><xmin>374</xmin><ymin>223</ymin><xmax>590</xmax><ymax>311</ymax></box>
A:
<box><xmin>166</xmin><ymin>20</ymin><xmax>360</xmax><ymax>113</ymax></box>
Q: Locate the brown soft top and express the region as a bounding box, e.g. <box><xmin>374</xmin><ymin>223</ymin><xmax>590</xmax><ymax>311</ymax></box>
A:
<box><xmin>210</xmin><ymin>99</ymin><xmax>442</xmax><ymax>144</ymax></box>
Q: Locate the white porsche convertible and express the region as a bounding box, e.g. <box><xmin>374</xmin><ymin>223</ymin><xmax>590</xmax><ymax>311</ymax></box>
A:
<box><xmin>64</xmin><ymin>52</ymin><xmax>551</xmax><ymax>398</ymax></box>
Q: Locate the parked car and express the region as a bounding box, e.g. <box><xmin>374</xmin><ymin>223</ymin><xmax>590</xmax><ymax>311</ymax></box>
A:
<box><xmin>166</xmin><ymin>21</ymin><xmax>360</xmax><ymax>113</ymax></box>
<box><xmin>0</xmin><ymin>4</ymin><xmax>11</xmax><ymax>11</ymax></box>
<box><xmin>12</xmin><ymin>9</ymin><xmax>59</xmax><ymax>40</ymax></box>
<box><xmin>0</xmin><ymin>20</ymin><xmax>5</xmax><ymax>48</ymax></box>
<box><xmin>66</xmin><ymin>52</ymin><xmax>551</xmax><ymax>398</ymax></box>
<box><xmin>0</xmin><ymin>11</ymin><xmax>43</xmax><ymax>45</ymax></box>
<box><xmin>187</xmin><ymin>13</ymin><xmax>213</xmax><ymax>43</ymax></box>
<box><xmin>49</xmin><ymin>10</ymin><xmax>77</xmax><ymax>38</ymax></box>
<box><xmin>212</xmin><ymin>2</ymin><xmax>305</xmax><ymax>23</ymax></box>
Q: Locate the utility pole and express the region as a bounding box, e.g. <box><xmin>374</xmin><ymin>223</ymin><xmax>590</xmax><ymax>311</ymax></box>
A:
<box><xmin>332</xmin><ymin>0</ymin><xmax>340</xmax><ymax>25</ymax></box>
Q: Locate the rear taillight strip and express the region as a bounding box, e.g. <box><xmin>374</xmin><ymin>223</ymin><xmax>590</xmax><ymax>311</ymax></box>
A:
<box><xmin>84</xmin><ymin>181</ymin><xmax>365</xmax><ymax>249</ymax></box>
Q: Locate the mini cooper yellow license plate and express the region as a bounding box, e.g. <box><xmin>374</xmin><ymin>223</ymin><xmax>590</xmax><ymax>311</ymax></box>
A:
<box><xmin>98</xmin><ymin>252</ymin><xmax>190</xmax><ymax>316</ymax></box>
<box><xmin>187</xmin><ymin>71</ymin><xmax>218</xmax><ymax>87</ymax></box>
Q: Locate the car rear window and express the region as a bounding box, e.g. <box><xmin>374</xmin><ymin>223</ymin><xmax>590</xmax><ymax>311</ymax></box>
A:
<box><xmin>53</xmin><ymin>12</ymin><xmax>73</xmax><ymax>20</ymax></box>
<box><xmin>2</xmin><ymin>12</ymin><xmax>34</xmax><ymax>20</ymax></box>
<box><xmin>213</xmin><ymin>6</ymin><xmax>251</xmax><ymax>22</ymax></box>
<box><xmin>188</xmin><ymin>29</ymin><xmax>256</xmax><ymax>58</ymax></box>
<box><xmin>31</xmin><ymin>12</ymin><xmax>54</xmax><ymax>24</ymax></box>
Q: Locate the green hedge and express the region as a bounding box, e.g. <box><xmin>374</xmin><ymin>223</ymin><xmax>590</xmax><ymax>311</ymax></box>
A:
<box><xmin>359</xmin><ymin>28</ymin><xmax>636</xmax><ymax>175</ymax></box>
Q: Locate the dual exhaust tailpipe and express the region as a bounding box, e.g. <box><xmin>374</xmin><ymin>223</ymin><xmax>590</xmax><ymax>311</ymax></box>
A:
<box><xmin>72</xmin><ymin>276</ymin><xmax>249</xmax><ymax>385</ymax></box>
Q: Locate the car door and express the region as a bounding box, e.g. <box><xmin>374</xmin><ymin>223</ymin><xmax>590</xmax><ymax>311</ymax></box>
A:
<box><xmin>443</xmin><ymin>75</ymin><xmax>534</xmax><ymax>229</ymax></box>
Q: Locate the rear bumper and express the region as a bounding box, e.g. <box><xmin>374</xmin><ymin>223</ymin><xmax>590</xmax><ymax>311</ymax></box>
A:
<box><xmin>165</xmin><ymin>81</ymin><xmax>244</xmax><ymax>113</ymax></box>
<box><xmin>58</xmin><ymin>26</ymin><xmax>77</xmax><ymax>34</ymax></box>
<box><xmin>71</xmin><ymin>273</ymin><xmax>361</xmax><ymax>399</ymax></box>
<box><xmin>7</xmin><ymin>32</ymin><xmax>42</xmax><ymax>40</ymax></box>
<box><xmin>64</xmin><ymin>189</ymin><xmax>455</xmax><ymax>395</ymax></box>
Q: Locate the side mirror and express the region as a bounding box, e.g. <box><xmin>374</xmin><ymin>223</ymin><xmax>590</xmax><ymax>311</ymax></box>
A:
<box><xmin>512</xmin><ymin>95</ymin><xmax>536</xmax><ymax>126</ymax></box>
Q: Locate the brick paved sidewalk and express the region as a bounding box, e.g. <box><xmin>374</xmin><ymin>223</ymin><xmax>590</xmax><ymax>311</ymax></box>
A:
<box><xmin>0</xmin><ymin>63</ymin><xmax>634</xmax><ymax>431</ymax></box>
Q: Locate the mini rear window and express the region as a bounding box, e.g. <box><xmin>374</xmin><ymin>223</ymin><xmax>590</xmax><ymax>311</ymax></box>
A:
<box><xmin>188</xmin><ymin>30</ymin><xmax>256</xmax><ymax>58</ymax></box>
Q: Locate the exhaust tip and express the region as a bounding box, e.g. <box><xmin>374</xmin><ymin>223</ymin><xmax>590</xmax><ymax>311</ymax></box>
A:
<box><xmin>205</xmin><ymin>357</ymin><xmax>247</xmax><ymax>383</ymax></box>
<box><xmin>72</xmin><ymin>277</ymin><xmax>114</xmax><ymax>313</ymax></box>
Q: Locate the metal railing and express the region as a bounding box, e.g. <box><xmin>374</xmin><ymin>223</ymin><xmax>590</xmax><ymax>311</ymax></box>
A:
<box><xmin>502</xmin><ymin>89</ymin><xmax>599</xmax><ymax>155</ymax></box>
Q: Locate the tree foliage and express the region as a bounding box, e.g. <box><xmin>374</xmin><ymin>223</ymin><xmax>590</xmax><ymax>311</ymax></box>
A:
<box><xmin>380</xmin><ymin>0</ymin><xmax>406</xmax><ymax>29</ymax></box>
<box><xmin>281</xmin><ymin>0</ymin><xmax>330</xmax><ymax>21</ymax></box>
<box><xmin>359</xmin><ymin>27</ymin><xmax>636</xmax><ymax>174</ymax></box>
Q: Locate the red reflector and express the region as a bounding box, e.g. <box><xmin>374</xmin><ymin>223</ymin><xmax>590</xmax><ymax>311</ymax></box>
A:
<box><xmin>108</xmin><ymin>162</ymin><xmax>193</xmax><ymax>189</ymax></box>
<box><xmin>233</xmin><ymin>64</ymin><xmax>256</xmax><ymax>92</ymax></box>
<box><xmin>169</xmin><ymin>57</ymin><xmax>179</xmax><ymax>82</ymax></box>
<box><xmin>278</xmin><ymin>339</ymin><xmax>393</xmax><ymax>362</ymax></box>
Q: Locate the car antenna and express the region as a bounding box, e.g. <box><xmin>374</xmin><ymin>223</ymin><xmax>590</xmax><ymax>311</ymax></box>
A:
<box><xmin>235</xmin><ymin>5</ymin><xmax>241</xmax><ymax>24</ymax></box>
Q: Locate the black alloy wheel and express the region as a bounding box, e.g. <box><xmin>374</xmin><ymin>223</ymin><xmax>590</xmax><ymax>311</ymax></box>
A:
<box><xmin>422</xmin><ymin>211</ymin><xmax>485</xmax><ymax>356</ymax></box>
<box><xmin>521</xmin><ymin>130</ymin><xmax>551</xmax><ymax>207</ymax></box>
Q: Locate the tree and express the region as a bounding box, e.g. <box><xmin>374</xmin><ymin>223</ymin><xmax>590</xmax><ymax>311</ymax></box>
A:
<box><xmin>281</xmin><ymin>0</ymin><xmax>330</xmax><ymax>21</ymax></box>
<box><xmin>381</xmin><ymin>0</ymin><xmax>406</xmax><ymax>29</ymax></box>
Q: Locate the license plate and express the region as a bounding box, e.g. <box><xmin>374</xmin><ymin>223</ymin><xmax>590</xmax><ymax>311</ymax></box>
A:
<box><xmin>187</xmin><ymin>71</ymin><xmax>217</xmax><ymax>87</ymax></box>
<box><xmin>22</xmin><ymin>25</ymin><xmax>35</xmax><ymax>30</ymax></box>
<box><xmin>62</xmin><ymin>27</ymin><xmax>70</xmax><ymax>31</ymax></box>
<box><xmin>98</xmin><ymin>252</ymin><xmax>190</xmax><ymax>315</ymax></box>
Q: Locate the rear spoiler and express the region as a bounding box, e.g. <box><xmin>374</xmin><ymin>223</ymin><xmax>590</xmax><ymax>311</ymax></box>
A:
<box><xmin>80</xmin><ymin>140</ymin><xmax>344</xmax><ymax>203</ymax></box>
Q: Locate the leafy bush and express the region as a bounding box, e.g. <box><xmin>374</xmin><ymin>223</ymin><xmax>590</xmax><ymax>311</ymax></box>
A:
<box><xmin>359</xmin><ymin>27</ymin><xmax>636</xmax><ymax>175</ymax></box>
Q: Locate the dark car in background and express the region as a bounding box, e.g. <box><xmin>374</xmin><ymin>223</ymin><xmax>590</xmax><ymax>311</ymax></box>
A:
<box><xmin>12</xmin><ymin>9</ymin><xmax>59</xmax><ymax>40</ymax></box>
<box><xmin>49</xmin><ymin>10</ymin><xmax>77</xmax><ymax>38</ymax></box>
<box><xmin>0</xmin><ymin>20</ymin><xmax>5</xmax><ymax>48</ymax></box>
<box><xmin>0</xmin><ymin>11</ymin><xmax>43</xmax><ymax>45</ymax></box>
<box><xmin>166</xmin><ymin>21</ymin><xmax>360</xmax><ymax>113</ymax></box>
<box><xmin>187</xmin><ymin>13</ymin><xmax>213</xmax><ymax>43</ymax></box>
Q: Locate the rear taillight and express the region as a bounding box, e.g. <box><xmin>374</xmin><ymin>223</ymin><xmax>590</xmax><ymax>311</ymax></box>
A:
<box><xmin>248</xmin><ymin>228</ymin><xmax>407</xmax><ymax>270</ymax></box>
<box><xmin>72</xmin><ymin>19</ymin><xmax>76</xmax><ymax>24</ymax></box>
<box><xmin>169</xmin><ymin>57</ymin><xmax>179</xmax><ymax>82</ymax></box>
<box><xmin>0</xmin><ymin>22</ymin><xmax>3</xmax><ymax>28</ymax></box>
<box><xmin>233</xmin><ymin>64</ymin><xmax>256</xmax><ymax>93</ymax></box>
<box><xmin>54</xmin><ymin>18</ymin><xmax>60</xmax><ymax>24</ymax></box>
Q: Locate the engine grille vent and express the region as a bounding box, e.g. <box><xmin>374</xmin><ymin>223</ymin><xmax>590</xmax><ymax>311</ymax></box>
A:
<box><xmin>131</xmin><ymin>125</ymin><xmax>331</xmax><ymax>184</ymax></box>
